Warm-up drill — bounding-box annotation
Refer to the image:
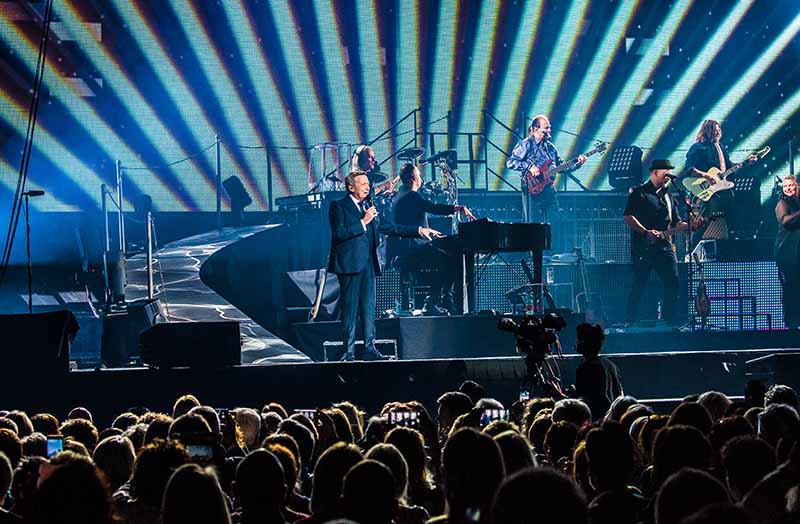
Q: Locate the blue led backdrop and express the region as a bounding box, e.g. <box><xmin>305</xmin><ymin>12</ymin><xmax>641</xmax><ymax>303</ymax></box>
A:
<box><xmin>1</xmin><ymin>0</ymin><xmax>799</xmax><ymax>218</ymax></box>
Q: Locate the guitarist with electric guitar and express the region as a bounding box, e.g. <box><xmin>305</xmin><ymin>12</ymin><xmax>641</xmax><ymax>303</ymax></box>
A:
<box><xmin>623</xmin><ymin>159</ymin><xmax>695</xmax><ymax>326</ymax></box>
<box><xmin>507</xmin><ymin>115</ymin><xmax>602</xmax><ymax>223</ymax></box>
<box><xmin>684</xmin><ymin>119</ymin><xmax>765</xmax><ymax>242</ymax></box>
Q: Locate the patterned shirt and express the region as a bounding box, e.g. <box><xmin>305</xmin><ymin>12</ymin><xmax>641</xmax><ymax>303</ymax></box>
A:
<box><xmin>506</xmin><ymin>136</ymin><xmax>565</xmax><ymax>176</ymax></box>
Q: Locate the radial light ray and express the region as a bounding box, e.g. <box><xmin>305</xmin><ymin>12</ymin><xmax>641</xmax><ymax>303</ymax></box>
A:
<box><xmin>55</xmin><ymin>1</ymin><xmax>213</xmax><ymax>209</ymax></box>
<box><xmin>110</xmin><ymin>0</ymin><xmax>246</xmax><ymax>204</ymax></box>
<box><xmin>1</xmin><ymin>0</ymin><xmax>798</xmax><ymax>214</ymax></box>
<box><xmin>0</xmin><ymin>9</ymin><xmax>194</xmax><ymax>210</ymax></box>
<box><xmin>454</xmin><ymin>0</ymin><xmax>500</xmax><ymax>155</ymax></box>
<box><xmin>0</xmin><ymin>157</ymin><xmax>66</xmax><ymax>211</ymax></box>
<box><xmin>261</xmin><ymin>4</ymin><xmax>329</xmax><ymax>147</ymax></box>
<box><xmin>397</xmin><ymin>0</ymin><xmax>420</xmax><ymax>118</ymax></box>
<box><xmin>584</xmin><ymin>0</ymin><xmax>694</xmax><ymax>187</ymax></box>
<box><xmin>673</xmin><ymin>11</ymin><xmax>800</xmax><ymax>161</ymax></box>
<box><xmin>488</xmin><ymin>1</ymin><xmax>545</xmax><ymax>187</ymax></box>
<box><xmin>559</xmin><ymin>0</ymin><xmax>639</xmax><ymax>159</ymax></box>
<box><xmin>428</xmin><ymin>1</ymin><xmax>458</xmax><ymax>133</ymax></box>
<box><xmin>172</xmin><ymin>2</ymin><xmax>276</xmax><ymax>208</ymax></box>
<box><xmin>220</xmin><ymin>0</ymin><xmax>307</xmax><ymax>197</ymax></box>
<box><xmin>0</xmin><ymin>90</ymin><xmax>116</xmax><ymax>209</ymax></box>
<box><xmin>527</xmin><ymin>0</ymin><xmax>590</xmax><ymax>125</ymax></box>
<box><xmin>357</xmin><ymin>0</ymin><xmax>390</xmax><ymax>147</ymax></box>
<box><xmin>637</xmin><ymin>0</ymin><xmax>755</xmax><ymax>163</ymax></box>
<box><xmin>309</xmin><ymin>0</ymin><xmax>360</xmax><ymax>143</ymax></box>
<box><xmin>742</xmin><ymin>87</ymin><xmax>800</xmax><ymax>202</ymax></box>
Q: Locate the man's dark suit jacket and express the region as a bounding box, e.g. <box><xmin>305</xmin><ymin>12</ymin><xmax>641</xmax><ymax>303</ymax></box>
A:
<box><xmin>328</xmin><ymin>194</ymin><xmax>419</xmax><ymax>275</ymax></box>
<box><xmin>388</xmin><ymin>186</ymin><xmax>455</xmax><ymax>259</ymax></box>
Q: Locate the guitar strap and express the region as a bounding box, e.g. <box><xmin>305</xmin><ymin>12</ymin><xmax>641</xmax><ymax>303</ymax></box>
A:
<box><xmin>663</xmin><ymin>189</ymin><xmax>673</xmax><ymax>227</ymax></box>
<box><xmin>713</xmin><ymin>142</ymin><xmax>727</xmax><ymax>171</ymax></box>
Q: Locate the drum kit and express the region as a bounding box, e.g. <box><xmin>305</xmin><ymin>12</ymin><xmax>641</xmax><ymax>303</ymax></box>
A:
<box><xmin>370</xmin><ymin>146</ymin><xmax>458</xmax><ymax>210</ymax></box>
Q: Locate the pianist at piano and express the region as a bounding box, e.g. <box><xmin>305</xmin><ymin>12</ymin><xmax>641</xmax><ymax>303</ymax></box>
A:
<box><xmin>388</xmin><ymin>163</ymin><xmax>476</xmax><ymax>315</ymax></box>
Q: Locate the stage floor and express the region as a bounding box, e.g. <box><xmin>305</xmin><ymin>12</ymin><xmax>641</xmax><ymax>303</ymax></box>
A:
<box><xmin>4</xmin><ymin>345</ymin><xmax>794</xmax><ymax>427</ymax></box>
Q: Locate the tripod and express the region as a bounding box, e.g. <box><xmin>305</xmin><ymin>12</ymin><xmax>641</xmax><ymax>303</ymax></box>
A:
<box><xmin>519</xmin><ymin>338</ymin><xmax>565</xmax><ymax>398</ymax></box>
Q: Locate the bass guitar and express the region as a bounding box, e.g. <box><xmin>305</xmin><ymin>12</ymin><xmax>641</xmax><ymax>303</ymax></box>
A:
<box><xmin>525</xmin><ymin>142</ymin><xmax>607</xmax><ymax>195</ymax></box>
<box><xmin>683</xmin><ymin>146</ymin><xmax>770</xmax><ymax>202</ymax></box>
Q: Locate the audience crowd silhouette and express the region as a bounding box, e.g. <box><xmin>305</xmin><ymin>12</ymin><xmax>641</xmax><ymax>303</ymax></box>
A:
<box><xmin>0</xmin><ymin>379</ymin><xmax>799</xmax><ymax>524</ymax></box>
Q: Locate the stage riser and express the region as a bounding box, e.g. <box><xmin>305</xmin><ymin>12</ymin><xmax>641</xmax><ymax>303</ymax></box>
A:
<box><xmin>376</xmin><ymin>260</ymin><xmax>783</xmax><ymax>326</ymax></box>
<box><xmin>0</xmin><ymin>349</ymin><xmax>795</xmax><ymax>429</ymax></box>
<box><xmin>292</xmin><ymin>316</ymin><xmax>800</xmax><ymax>364</ymax></box>
<box><xmin>292</xmin><ymin>315</ymin><xmax>583</xmax><ymax>362</ymax></box>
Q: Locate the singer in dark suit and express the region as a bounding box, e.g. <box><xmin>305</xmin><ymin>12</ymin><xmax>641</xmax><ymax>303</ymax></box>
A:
<box><xmin>329</xmin><ymin>171</ymin><xmax>438</xmax><ymax>361</ymax></box>
<box><xmin>389</xmin><ymin>163</ymin><xmax>475</xmax><ymax>314</ymax></box>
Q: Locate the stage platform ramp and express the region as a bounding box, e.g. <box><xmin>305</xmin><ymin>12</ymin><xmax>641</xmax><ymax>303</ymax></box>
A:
<box><xmin>126</xmin><ymin>225</ymin><xmax>310</xmax><ymax>364</ymax></box>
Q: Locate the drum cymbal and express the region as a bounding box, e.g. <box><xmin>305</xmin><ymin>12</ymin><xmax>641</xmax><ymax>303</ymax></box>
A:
<box><xmin>396</xmin><ymin>147</ymin><xmax>425</xmax><ymax>161</ymax></box>
<box><xmin>368</xmin><ymin>171</ymin><xmax>387</xmax><ymax>183</ymax></box>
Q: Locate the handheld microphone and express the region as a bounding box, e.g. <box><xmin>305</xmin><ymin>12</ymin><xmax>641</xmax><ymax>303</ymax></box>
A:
<box><xmin>365</xmin><ymin>195</ymin><xmax>374</xmax><ymax>208</ymax></box>
<box><xmin>23</xmin><ymin>190</ymin><xmax>45</xmax><ymax>197</ymax></box>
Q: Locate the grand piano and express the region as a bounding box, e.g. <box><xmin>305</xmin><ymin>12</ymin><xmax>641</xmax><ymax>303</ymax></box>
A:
<box><xmin>432</xmin><ymin>218</ymin><xmax>551</xmax><ymax>313</ymax></box>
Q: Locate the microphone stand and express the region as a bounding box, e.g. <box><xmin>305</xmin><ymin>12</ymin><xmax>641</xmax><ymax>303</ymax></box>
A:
<box><xmin>24</xmin><ymin>193</ymin><xmax>32</xmax><ymax>314</ymax></box>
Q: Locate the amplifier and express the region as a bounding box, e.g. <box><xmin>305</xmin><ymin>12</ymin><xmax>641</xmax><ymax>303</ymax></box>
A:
<box><xmin>275</xmin><ymin>193</ymin><xmax>325</xmax><ymax>211</ymax></box>
<box><xmin>693</xmin><ymin>239</ymin><xmax>774</xmax><ymax>262</ymax></box>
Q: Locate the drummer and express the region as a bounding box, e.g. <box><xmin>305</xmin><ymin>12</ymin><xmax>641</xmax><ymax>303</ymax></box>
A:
<box><xmin>350</xmin><ymin>145</ymin><xmax>392</xmax><ymax>195</ymax></box>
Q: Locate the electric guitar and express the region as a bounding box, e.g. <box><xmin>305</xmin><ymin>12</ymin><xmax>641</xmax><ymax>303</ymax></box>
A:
<box><xmin>574</xmin><ymin>248</ymin><xmax>606</xmax><ymax>326</ymax></box>
<box><xmin>638</xmin><ymin>212</ymin><xmax>725</xmax><ymax>252</ymax></box>
<box><xmin>308</xmin><ymin>268</ymin><xmax>328</xmax><ymax>322</ymax></box>
<box><xmin>683</xmin><ymin>146</ymin><xmax>770</xmax><ymax>202</ymax></box>
<box><xmin>520</xmin><ymin>258</ymin><xmax>556</xmax><ymax>310</ymax></box>
<box><xmin>374</xmin><ymin>175</ymin><xmax>400</xmax><ymax>195</ymax></box>
<box><xmin>692</xmin><ymin>253</ymin><xmax>711</xmax><ymax>319</ymax></box>
<box><xmin>524</xmin><ymin>142</ymin><xmax>607</xmax><ymax>195</ymax></box>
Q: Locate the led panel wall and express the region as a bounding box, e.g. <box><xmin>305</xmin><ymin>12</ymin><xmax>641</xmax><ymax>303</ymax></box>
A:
<box><xmin>1</xmin><ymin>0</ymin><xmax>799</xmax><ymax>214</ymax></box>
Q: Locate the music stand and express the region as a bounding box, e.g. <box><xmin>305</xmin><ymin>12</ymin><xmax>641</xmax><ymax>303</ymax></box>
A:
<box><xmin>607</xmin><ymin>146</ymin><xmax>643</xmax><ymax>189</ymax></box>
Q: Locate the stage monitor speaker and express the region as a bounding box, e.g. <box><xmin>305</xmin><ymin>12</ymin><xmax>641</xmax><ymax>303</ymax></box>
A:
<box><xmin>139</xmin><ymin>321</ymin><xmax>241</xmax><ymax>369</ymax></box>
<box><xmin>101</xmin><ymin>298</ymin><xmax>163</xmax><ymax>367</ymax></box>
<box><xmin>746</xmin><ymin>352</ymin><xmax>800</xmax><ymax>391</ymax></box>
<box><xmin>607</xmin><ymin>146</ymin><xmax>643</xmax><ymax>189</ymax></box>
<box><xmin>0</xmin><ymin>310</ymin><xmax>78</xmax><ymax>373</ymax></box>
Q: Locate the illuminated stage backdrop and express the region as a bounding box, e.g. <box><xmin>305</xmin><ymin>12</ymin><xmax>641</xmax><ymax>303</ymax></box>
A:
<box><xmin>1</xmin><ymin>0</ymin><xmax>799</xmax><ymax>214</ymax></box>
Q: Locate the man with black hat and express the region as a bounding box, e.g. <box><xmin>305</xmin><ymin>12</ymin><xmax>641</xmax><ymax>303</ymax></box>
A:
<box><xmin>623</xmin><ymin>159</ymin><xmax>689</xmax><ymax>325</ymax></box>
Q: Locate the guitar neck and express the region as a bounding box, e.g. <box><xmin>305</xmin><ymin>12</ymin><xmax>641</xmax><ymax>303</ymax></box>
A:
<box><xmin>543</xmin><ymin>147</ymin><xmax>603</xmax><ymax>176</ymax></box>
<box><xmin>375</xmin><ymin>176</ymin><xmax>399</xmax><ymax>192</ymax></box>
<box><xmin>720</xmin><ymin>160</ymin><xmax>746</xmax><ymax>180</ymax></box>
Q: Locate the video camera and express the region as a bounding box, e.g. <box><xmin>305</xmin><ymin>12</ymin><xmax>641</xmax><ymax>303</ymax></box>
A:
<box><xmin>497</xmin><ymin>312</ymin><xmax>567</xmax><ymax>361</ymax></box>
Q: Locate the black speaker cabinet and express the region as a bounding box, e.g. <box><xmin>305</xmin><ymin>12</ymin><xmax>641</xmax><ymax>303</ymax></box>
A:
<box><xmin>139</xmin><ymin>321</ymin><xmax>241</xmax><ymax>369</ymax></box>
<box><xmin>101</xmin><ymin>298</ymin><xmax>163</xmax><ymax>367</ymax></box>
<box><xmin>0</xmin><ymin>310</ymin><xmax>78</xmax><ymax>373</ymax></box>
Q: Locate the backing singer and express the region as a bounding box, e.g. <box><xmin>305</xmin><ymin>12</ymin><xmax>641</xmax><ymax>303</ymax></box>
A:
<box><xmin>775</xmin><ymin>175</ymin><xmax>800</xmax><ymax>329</ymax></box>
